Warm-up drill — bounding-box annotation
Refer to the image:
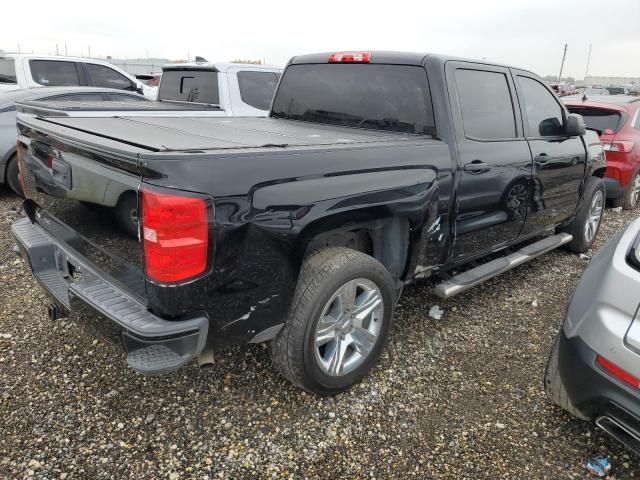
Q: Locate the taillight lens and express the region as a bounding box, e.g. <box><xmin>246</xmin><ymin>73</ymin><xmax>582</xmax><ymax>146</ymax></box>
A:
<box><xmin>328</xmin><ymin>52</ymin><xmax>371</xmax><ymax>63</ymax></box>
<box><xmin>603</xmin><ymin>141</ymin><xmax>634</xmax><ymax>153</ymax></box>
<box><xmin>596</xmin><ymin>355</ymin><xmax>640</xmax><ymax>389</ymax></box>
<box><xmin>141</xmin><ymin>190</ymin><xmax>209</xmax><ymax>283</ymax></box>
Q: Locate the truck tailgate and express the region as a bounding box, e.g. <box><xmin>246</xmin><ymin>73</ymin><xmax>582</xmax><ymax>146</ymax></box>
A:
<box><xmin>16</xmin><ymin>116</ymin><xmax>146</xmax><ymax>303</ymax></box>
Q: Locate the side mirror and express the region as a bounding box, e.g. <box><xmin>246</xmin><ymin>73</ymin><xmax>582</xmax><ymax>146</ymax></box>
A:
<box><xmin>134</xmin><ymin>83</ymin><xmax>144</xmax><ymax>95</ymax></box>
<box><xmin>565</xmin><ymin>113</ymin><xmax>586</xmax><ymax>136</ymax></box>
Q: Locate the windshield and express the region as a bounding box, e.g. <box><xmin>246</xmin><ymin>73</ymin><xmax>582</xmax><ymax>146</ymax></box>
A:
<box><xmin>0</xmin><ymin>57</ymin><xmax>17</xmax><ymax>83</ymax></box>
<box><xmin>567</xmin><ymin>106</ymin><xmax>624</xmax><ymax>133</ymax></box>
<box><xmin>271</xmin><ymin>64</ymin><xmax>435</xmax><ymax>136</ymax></box>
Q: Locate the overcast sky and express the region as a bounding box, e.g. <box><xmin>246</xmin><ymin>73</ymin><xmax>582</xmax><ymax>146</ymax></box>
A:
<box><xmin>2</xmin><ymin>0</ymin><xmax>639</xmax><ymax>78</ymax></box>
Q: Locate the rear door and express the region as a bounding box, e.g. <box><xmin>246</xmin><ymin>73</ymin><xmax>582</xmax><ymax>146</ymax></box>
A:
<box><xmin>447</xmin><ymin>62</ymin><xmax>533</xmax><ymax>261</ymax></box>
<box><xmin>27</xmin><ymin>59</ymin><xmax>85</xmax><ymax>87</ymax></box>
<box><xmin>513</xmin><ymin>70</ymin><xmax>586</xmax><ymax>235</ymax></box>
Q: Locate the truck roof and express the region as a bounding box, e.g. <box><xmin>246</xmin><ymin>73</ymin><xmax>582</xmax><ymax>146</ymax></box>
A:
<box><xmin>289</xmin><ymin>51</ymin><xmax>521</xmax><ymax>71</ymax></box>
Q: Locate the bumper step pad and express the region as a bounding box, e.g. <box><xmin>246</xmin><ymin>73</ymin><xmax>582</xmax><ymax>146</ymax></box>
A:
<box><xmin>434</xmin><ymin>233</ymin><xmax>573</xmax><ymax>298</ymax></box>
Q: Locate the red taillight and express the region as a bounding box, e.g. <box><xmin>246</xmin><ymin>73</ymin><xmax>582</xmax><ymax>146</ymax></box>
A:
<box><xmin>596</xmin><ymin>355</ymin><xmax>640</xmax><ymax>389</ymax></box>
<box><xmin>141</xmin><ymin>190</ymin><xmax>209</xmax><ymax>283</ymax></box>
<box><xmin>603</xmin><ymin>141</ymin><xmax>634</xmax><ymax>153</ymax></box>
<box><xmin>328</xmin><ymin>52</ymin><xmax>371</xmax><ymax>63</ymax></box>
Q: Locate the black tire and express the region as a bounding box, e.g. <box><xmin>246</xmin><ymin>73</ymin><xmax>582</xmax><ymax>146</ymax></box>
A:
<box><xmin>622</xmin><ymin>171</ymin><xmax>640</xmax><ymax>210</ymax></box>
<box><xmin>544</xmin><ymin>333</ymin><xmax>590</xmax><ymax>420</ymax></box>
<box><xmin>5</xmin><ymin>155</ymin><xmax>23</xmax><ymax>196</ymax></box>
<box><xmin>270</xmin><ymin>247</ymin><xmax>395</xmax><ymax>395</ymax></box>
<box><xmin>561</xmin><ymin>176</ymin><xmax>605</xmax><ymax>253</ymax></box>
<box><xmin>114</xmin><ymin>193</ymin><xmax>139</xmax><ymax>237</ymax></box>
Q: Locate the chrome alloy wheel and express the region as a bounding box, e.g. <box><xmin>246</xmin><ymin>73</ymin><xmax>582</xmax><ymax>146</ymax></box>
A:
<box><xmin>585</xmin><ymin>189</ymin><xmax>604</xmax><ymax>244</ymax></box>
<box><xmin>313</xmin><ymin>278</ymin><xmax>384</xmax><ymax>377</ymax></box>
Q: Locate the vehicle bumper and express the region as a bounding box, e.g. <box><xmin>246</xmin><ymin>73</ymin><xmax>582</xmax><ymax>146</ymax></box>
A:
<box><xmin>558</xmin><ymin>331</ymin><xmax>640</xmax><ymax>455</ymax></box>
<box><xmin>605</xmin><ymin>161</ymin><xmax>636</xmax><ymax>196</ymax></box>
<box><xmin>604</xmin><ymin>177</ymin><xmax>624</xmax><ymax>199</ymax></box>
<box><xmin>11</xmin><ymin>216</ymin><xmax>208</xmax><ymax>375</ymax></box>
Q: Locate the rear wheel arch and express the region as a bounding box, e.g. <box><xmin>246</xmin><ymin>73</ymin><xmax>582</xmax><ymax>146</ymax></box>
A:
<box><xmin>300</xmin><ymin>213</ymin><xmax>411</xmax><ymax>283</ymax></box>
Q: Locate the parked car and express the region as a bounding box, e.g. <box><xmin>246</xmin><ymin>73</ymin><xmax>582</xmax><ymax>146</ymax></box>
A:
<box><xmin>158</xmin><ymin>62</ymin><xmax>282</xmax><ymax>116</ymax></box>
<box><xmin>0</xmin><ymin>54</ymin><xmax>157</xmax><ymax>99</ymax></box>
<box><xmin>12</xmin><ymin>51</ymin><xmax>605</xmax><ymax>395</ymax></box>
<box><xmin>545</xmin><ymin>217</ymin><xmax>640</xmax><ymax>456</ymax></box>
<box><xmin>563</xmin><ymin>95</ymin><xmax>640</xmax><ymax>209</ymax></box>
<box><xmin>1</xmin><ymin>86</ymin><xmax>149</xmax><ymax>195</ymax></box>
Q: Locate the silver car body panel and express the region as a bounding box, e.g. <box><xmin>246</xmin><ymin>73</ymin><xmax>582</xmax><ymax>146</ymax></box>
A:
<box><xmin>564</xmin><ymin>217</ymin><xmax>640</xmax><ymax>378</ymax></box>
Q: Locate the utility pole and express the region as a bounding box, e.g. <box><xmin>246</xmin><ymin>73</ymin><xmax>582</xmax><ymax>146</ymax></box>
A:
<box><xmin>88</xmin><ymin>45</ymin><xmax>91</xmax><ymax>58</ymax></box>
<box><xmin>558</xmin><ymin>43</ymin><xmax>568</xmax><ymax>84</ymax></box>
<box><xmin>584</xmin><ymin>44</ymin><xmax>592</xmax><ymax>84</ymax></box>
<box><xmin>17</xmin><ymin>43</ymin><xmax>20</xmax><ymax>53</ymax></box>
<box><xmin>55</xmin><ymin>44</ymin><xmax>59</xmax><ymax>55</ymax></box>
<box><xmin>65</xmin><ymin>43</ymin><xmax>68</xmax><ymax>56</ymax></box>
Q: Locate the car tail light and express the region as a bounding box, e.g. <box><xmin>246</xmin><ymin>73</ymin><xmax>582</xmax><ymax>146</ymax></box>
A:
<box><xmin>328</xmin><ymin>52</ymin><xmax>371</xmax><ymax>63</ymax></box>
<box><xmin>596</xmin><ymin>355</ymin><xmax>640</xmax><ymax>389</ymax></box>
<box><xmin>142</xmin><ymin>190</ymin><xmax>209</xmax><ymax>283</ymax></box>
<box><xmin>603</xmin><ymin>141</ymin><xmax>634</xmax><ymax>153</ymax></box>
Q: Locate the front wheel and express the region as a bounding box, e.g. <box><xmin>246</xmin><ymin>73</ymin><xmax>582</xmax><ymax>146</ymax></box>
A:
<box><xmin>562</xmin><ymin>176</ymin><xmax>605</xmax><ymax>253</ymax></box>
<box><xmin>271</xmin><ymin>247</ymin><xmax>395</xmax><ymax>395</ymax></box>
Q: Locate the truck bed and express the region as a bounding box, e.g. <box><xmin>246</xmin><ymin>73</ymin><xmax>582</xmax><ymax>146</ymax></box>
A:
<box><xmin>22</xmin><ymin>114</ymin><xmax>424</xmax><ymax>152</ymax></box>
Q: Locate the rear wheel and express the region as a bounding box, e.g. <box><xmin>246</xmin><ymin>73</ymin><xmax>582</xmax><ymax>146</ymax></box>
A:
<box><xmin>5</xmin><ymin>155</ymin><xmax>23</xmax><ymax>196</ymax></box>
<box><xmin>271</xmin><ymin>247</ymin><xmax>395</xmax><ymax>395</ymax></box>
<box><xmin>562</xmin><ymin>176</ymin><xmax>605</xmax><ymax>253</ymax></box>
<box><xmin>544</xmin><ymin>333</ymin><xmax>589</xmax><ymax>420</ymax></box>
<box><xmin>622</xmin><ymin>172</ymin><xmax>640</xmax><ymax>210</ymax></box>
<box><xmin>114</xmin><ymin>193</ymin><xmax>138</xmax><ymax>237</ymax></box>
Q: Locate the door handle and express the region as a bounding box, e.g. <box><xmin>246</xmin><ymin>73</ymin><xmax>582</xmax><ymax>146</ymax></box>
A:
<box><xmin>463</xmin><ymin>161</ymin><xmax>490</xmax><ymax>172</ymax></box>
<box><xmin>534</xmin><ymin>153</ymin><xmax>549</xmax><ymax>164</ymax></box>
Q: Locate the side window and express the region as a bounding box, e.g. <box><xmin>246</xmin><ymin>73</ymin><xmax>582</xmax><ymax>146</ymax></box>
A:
<box><xmin>108</xmin><ymin>93</ymin><xmax>148</xmax><ymax>102</ymax></box>
<box><xmin>85</xmin><ymin>63</ymin><xmax>134</xmax><ymax>90</ymax></box>
<box><xmin>46</xmin><ymin>93</ymin><xmax>106</xmax><ymax>102</ymax></box>
<box><xmin>517</xmin><ymin>76</ymin><xmax>564</xmax><ymax>136</ymax></box>
<box><xmin>455</xmin><ymin>69</ymin><xmax>516</xmax><ymax>139</ymax></box>
<box><xmin>30</xmin><ymin>60</ymin><xmax>81</xmax><ymax>86</ymax></box>
<box><xmin>237</xmin><ymin>71</ymin><xmax>281</xmax><ymax>110</ymax></box>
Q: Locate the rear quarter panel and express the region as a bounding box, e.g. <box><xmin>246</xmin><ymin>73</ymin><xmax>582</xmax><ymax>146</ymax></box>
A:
<box><xmin>141</xmin><ymin>139</ymin><xmax>453</xmax><ymax>342</ymax></box>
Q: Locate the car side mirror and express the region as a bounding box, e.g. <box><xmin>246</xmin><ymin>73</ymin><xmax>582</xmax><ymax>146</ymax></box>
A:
<box><xmin>134</xmin><ymin>83</ymin><xmax>144</xmax><ymax>95</ymax></box>
<box><xmin>565</xmin><ymin>113</ymin><xmax>586</xmax><ymax>136</ymax></box>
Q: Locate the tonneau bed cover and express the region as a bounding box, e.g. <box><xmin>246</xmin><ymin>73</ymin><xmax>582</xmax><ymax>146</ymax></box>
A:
<box><xmin>17</xmin><ymin>114</ymin><xmax>422</xmax><ymax>152</ymax></box>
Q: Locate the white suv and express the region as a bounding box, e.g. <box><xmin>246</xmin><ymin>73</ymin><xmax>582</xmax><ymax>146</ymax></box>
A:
<box><xmin>0</xmin><ymin>54</ymin><xmax>157</xmax><ymax>99</ymax></box>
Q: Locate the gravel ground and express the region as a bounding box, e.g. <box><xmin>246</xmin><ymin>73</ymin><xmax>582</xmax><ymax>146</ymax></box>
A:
<box><xmin>1</xmin><ymin>187</ymin><xmax>639</xmax><ymax>480</ymax></box>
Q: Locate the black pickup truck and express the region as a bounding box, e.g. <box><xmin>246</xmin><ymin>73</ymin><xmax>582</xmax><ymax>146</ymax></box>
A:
<box><xmin>12</xmin><ymin>51</ymin><xmax>606</xmax><ymax>395</ymax></box>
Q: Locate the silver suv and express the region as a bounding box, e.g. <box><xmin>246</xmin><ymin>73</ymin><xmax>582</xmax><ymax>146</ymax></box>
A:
<box><xmin>545</xmin><ymin>217</ymin><xmax>640</xmax><ymax>454</ymax></box>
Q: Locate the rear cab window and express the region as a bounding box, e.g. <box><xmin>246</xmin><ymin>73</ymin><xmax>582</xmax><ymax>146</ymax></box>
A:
<box><xmin>566</xmin><ymin>106</ymin><xmax>625</xmax><ymax>134</ymax></box>
<box><xmin>237</xmin><ymin>71</ymin><xmax>280</xmax><ymax>110</ymax></box>
<box><xmin>30</xmin><ymin>60</ymin><xmax>81</xmax><ymax>86</ymax></box>
<box><xmin>271</xmin><ymin>64</ymin><xmax>435</xmax><ymax>136</ymax></box>
<box><xmin>0</xmin><ymin>57</ymin><xmax>17</xmax><ymax>84</ymax></box>
<box><xmin>158</xmin><ymin>70</ymin><xmax>219</xmax><ymax>105</ymax></box>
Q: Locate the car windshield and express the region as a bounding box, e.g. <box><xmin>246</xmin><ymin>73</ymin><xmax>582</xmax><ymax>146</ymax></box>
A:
<box><xmin>0</xmin><ymin>57</ymin><xmax>17</xmax><ymax>83</ymax></box>
<box><xmin>566</xmin><ymin>106</ymin><xmax>624</xmax><ymax>133</ymax></box>
<box><xmin>271</xmin><ymin>63</ymin><xmax>435</xmax><ymax>136</ymax></box>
